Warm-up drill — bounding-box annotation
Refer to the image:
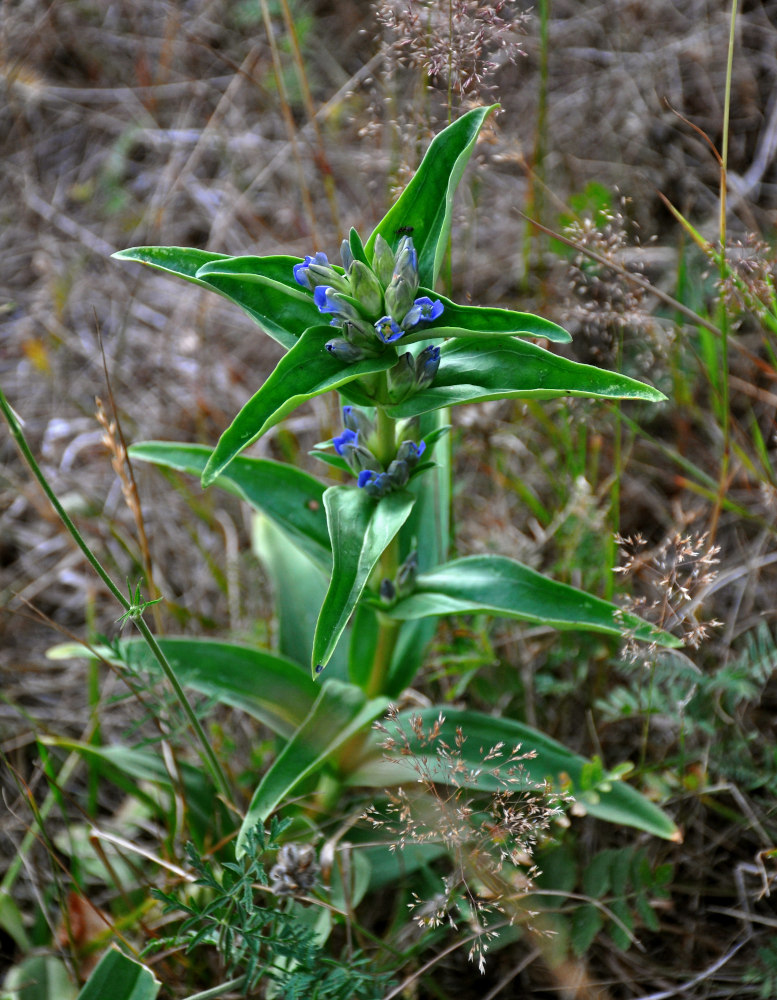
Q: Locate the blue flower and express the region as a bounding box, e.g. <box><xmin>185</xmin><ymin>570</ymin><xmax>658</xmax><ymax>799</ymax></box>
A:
<box><xmin>357</xmin><ymin>469</ymin><xmax>392</xmax><ymax>498</ymax></box>
<box><xmin>401</xmin><ymin>296</ymin><xmax>444</xmax><ymax>330</ymax></box>
<box><xmin>374</xmin><ymin>315</ymin><xmax>404</xmax><ymax>344</ymax></box>
<box><xmin>332</xmin><ymin>428</ymin><xmax>358</xmax><ymax>456</ymax></box>
<box><xmin>396</xmin><ymin>440</ymin><xmax>426</xmax><ymax>466</ymax></box>
<box><xmin>415</xmin><ymin>344</ymin><xmax>441</xmax><ymax>388</ymax></box>
<box><xmin>325</xmin><ymin>340</ymin><xmax>367</xmax><ymax>362</ymax></box>
<box><xmin>314</xmin><ymin>286</ymin><xmax>361</xmax><ymax>322</ymax></box>
<box><xmin>293</xmin><ymin>252</ymin><xmax>329</xmax><ymax>289</ymax></box>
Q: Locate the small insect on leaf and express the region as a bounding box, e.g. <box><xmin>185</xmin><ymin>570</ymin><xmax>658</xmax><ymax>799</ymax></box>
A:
<box><xmin>395</xmin><ymin>226</ymin><xmax>414</xmax><ymax>236</ymax></box>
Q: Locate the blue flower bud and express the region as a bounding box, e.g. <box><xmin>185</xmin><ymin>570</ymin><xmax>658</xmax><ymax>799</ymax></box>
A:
<box><xmin>401</xmin><ymin>296</ymin><xmax>444</xmax><ymax>330</ymax></box>
<box><xmin>342</xmin><ymin>406</ymin><xmax>374</xmax><ymax>437</ymax></box>
<box><xmin>340</xmin><ymin>239</ymin><xmax>354</xmax><ymax>273</ymax></box>
<box><xmin>325</xmin><ymin>339</ymin><xmax>368</xmax><ymax>363</ymax></box>
<box><xmin>379</xmin><ymin>578</ymin><xmax>396</xmax><ymax>602</ymax></box>
<box><xmin>375</xmin><ymin>315</ymin><xmax>404</xmax><ymax>344</ymax></box>
<box><xmin>415</xmin><ymin>344</ymin><xmax>441</xmax><ymax>389</ymax></box>
<box><xmin>395</xmin><ymin>416</ymin><xmax>421</xmax><ymax>445</ymax></box>
<box><xmin>387</xmin><ymin>352</ymin><xmax>417</xmax><ymax>403</ymax></box>
<box><xmin>349</xmin><ymin>260</ymin><xmax>384</xmax><ymax>317</ymax></box>
<box><xmin>384</xmin><ymin>277</ymin><xmax>416</xmax><ymax>325</ymax></box>
<box><xmin>396</xmin><ymin>549</ymin><xmax>418</xmax><ymax>595</ymax></box>
<box><xmin>396</xmin><ymin>439</ymin><xmax>426</xmax><ymax>468</ymax></box>
<box><xmin>293</xmin><ymin>252</ymin><xmax>329</xmax><ymax>289</ymax></box>
<box><xmin>372</xmin><ymin>234</ymin><xmax>395</xmax><ymax>287</ymax></box>
<box><xmin>386</xmin><ymin>458</ymin><xmax>409</xmax><ymax>488</ymax></box>
<box><xmin>393</xmin><ymin>237</ymin><xmax>419</xmax><ymax>288</ymax></box>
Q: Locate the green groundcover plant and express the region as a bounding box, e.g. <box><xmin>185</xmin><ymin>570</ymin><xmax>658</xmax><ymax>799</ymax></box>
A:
<box><xmin>5</xmin><ymin>106</ymin><xmax>685</xmax><ymax>997</ymax></box>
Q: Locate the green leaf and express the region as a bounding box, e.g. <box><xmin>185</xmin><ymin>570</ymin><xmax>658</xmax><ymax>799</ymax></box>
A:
<box><xmin>313</xmin><ymin>487</ymin><xmax>416</xmax><ymax>674</ymax></box>
<box><xmin>365</xmin><ymin>105</ymin><xmax>498</xmax><ymax>287</ymax></box>
<box><xmin>77</xmin><ymin>947</ymin><xmax>160</xmax><ymax>1000</ymax></box>
<box><xmin>386</xmin><ymin>336</ymin><xmax>666</xmax><ymax>418</ymax></box>
<box><xmin>0</xmin><ymin>890</ymin><xmax>30</xmax><ymax>952</ymax></box>
<box><xmin>196</xmin><ymin>255</ymin><xmax>323</xmax><ymax>347</ymax></box>
<box><xmin>48</xmin><ymin>638</ymin><xmax>318</xmax><ymax>739</ymax></box>
<box><xmin>386</xmin><ymin>408</ymin><xmax>453</xmax><ymax>695</ymax></box>
<box><xmin>404</xmin><ymin>289</ymin><xmax>572</xmax><ymax>343</ymax></box>
<box><xmin>571</xmin><ymin>904</ymin><xmax>604</xmax><ymax>957</ymax></box>
<box><xmin>236</xmin><ymin>679</ymin><xmax>388</xmax><ymax>856</ymax></box>
<box><xmin>346</xmin><ymin>707</ymin><xmax>681</xmax><ymax>840</ymax></box>
<box><xmin>128</xmin><ymin>441</ymin><xmax>331</xmax><ymax>572</ymax></box>
<box><xmin>4</xmin><ymin>956</ymin><xmax>76</xmax><ymax>1000</ymax></box>
<box><xmin>201</xmin><ymin>328</ymin><xmax>395</xmax><ymax>486</ymax></box>
<box><xmin>383</xmin><ymin>554</ymin><xmax>681</xmax><ymax>647</ymax></box>
<box><xmin>112</xmin><ymin>247</ymin><xmax>315</xmax><ymax>349</ymax></box>
<box><xmin>582</xmin><ymin>850</ymin><xmax>614</xmax><ymax>898</ymax></box>
<box><xmin>252</xmin><ymin>514</ymin><xmax>348</xmax><ymax>681</ymax></box>
<box><xmin>348</xmin><ymin>226</ymin><xmax>370</xmax><ymax>267</ymax></box>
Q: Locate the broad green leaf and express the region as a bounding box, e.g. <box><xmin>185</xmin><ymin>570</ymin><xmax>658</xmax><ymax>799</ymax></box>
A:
<box><xmin>77</xmin><ymin>947</ymin><xmax>160</xmax><ymax>1000</ymax></box>
<box><xmin>382</xmin><ymin>554</ymin><xmax>681</xmax><ymax>647</ymax></box>
<box><xmin>4</xmin><ymin>956</ymin><xmax>76</xmax><ymax>1000</ymax></box>
<box><xmin>252</xmin><ymin>514</ymin><xmax>348</xmax><ymax>681</ymax></box>
<box><xmin>112</xmin><ymin>245</ymin><xmax>228</xmax><ymax>279</ymax></box>
<box><xmin>365</xmin><ymin>105</ymin><xmax>497</xmax><ymax>288</ymax></box>
<box><xmin>348</xmin><ymin>602</ymin><xmax>381</xmax><ymax>689</ymax></box>
<box><xmin>201</xmin><ymin>328</ymin><xmax>396</xmax><ymax>486</ymax></box>
<box><xmin>113</xmin><ymin>248</ymin><xmax>314</xmax><ymax>349</ymax></box>
<box><xmin>48</xmin><ymin>638</ymin><xmax>318</xmax><ymax>739</ymax></box>
<box><xmin>236</xmin><ymin>679</ymin><xmax>388</xmax><ymax>856</ymax></box>
<box><xmin>403</xmin><ymin>289</ymin><xmax>572</xmax><ymax>343</ymax></box>
<box><xmin>196</xmin><ymin>255</ymin><xmax>323</xmax><ymax>347</ymax></box>
<box><xmin>386</xmin><ymin>337</ymin><xmax>666</xmax><ymax>418</ymax></box>
<box><xmin>313</xmin><ymin>487</ymin><xmax>416</xmax><ymax>674</ymax></box>
<box><xmin>128</xmin><ymin>441</ymin><xmax>331</xmax><ymax>572</ymax></box>
<box><xmin>346</xmin><ymin>707</ymin><xmax>681</xmax><ymax>840</ymax></box>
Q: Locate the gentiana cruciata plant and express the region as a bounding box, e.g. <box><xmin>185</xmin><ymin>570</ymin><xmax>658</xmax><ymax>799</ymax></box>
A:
<box><xmin>39</xmin><ymin>105</ymin><xmax>687</xmax><ymax>991</ymax></box>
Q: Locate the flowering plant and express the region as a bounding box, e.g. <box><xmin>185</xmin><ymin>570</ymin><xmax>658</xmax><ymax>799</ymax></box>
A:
<box><xmin>113</xmin><ymin>106</ymin><xmax>681</xmax><ymax>851</ymax></box>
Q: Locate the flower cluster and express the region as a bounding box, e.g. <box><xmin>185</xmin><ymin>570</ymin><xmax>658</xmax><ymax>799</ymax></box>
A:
<box><xmin>268</xmin><ymin>843</ymin><xmax>319</xmax><ymax>898</ymax></box>
<box><xmin>293</xmin><ymin>234</ymin><xmax>443</xmax><ymax>361</ymax></box>
<box><xmin>332</xmin><ymin>406</ymin><xmax>427</xmax><ymax>499</ymax></box>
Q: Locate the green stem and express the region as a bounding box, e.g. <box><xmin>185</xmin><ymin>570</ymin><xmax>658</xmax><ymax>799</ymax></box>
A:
<box><xmin>365</xmin><ymin>396</ymin><xmax>401</xmax><ymax>697</ymax></box>
<box><xmin>0</xmin><ymin>385</ymin><xmax>233</xmax><ymax>805</ymax></box>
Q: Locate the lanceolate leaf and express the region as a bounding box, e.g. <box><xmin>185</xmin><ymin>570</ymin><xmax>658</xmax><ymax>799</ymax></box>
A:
<box><xmin>313</xmin><ymin>487</ymin><xmax>416</xmax><ymax>674</ymax></box>
<box><xmin>201</xmin><ymin>328</ymin><xmax>396</xmax><ymax>486</ymax></box>
<box><xmin>346</xmin><ymin>708</ymin><xmax>681</xmax><ymax>841</ymax></box>
<box><xmin>382</xmin><ymin>554</ymin><xmax>681</xmax><ymax>647</ymax></box>
<box><xmin>403</xmin><ymin>289</ymin><xmax>572</xmax><ymax>343</ymax></box>
<box><xmin>365</xmin><ymin>105</ymin><xmax>498</xmax><ymax>288</ymax></box>
<box><xmin>128</xmin><ymin>441</ymin><xmax>331</xmax><ymax>572</ymax></box>
<box><xmin>48</xmin><ymin>638</ymin><xmax>319</xmax><ymax>739</ymax></box>
<box><xmin>196</xmin><ymin>255</ymin><xmax>323</xmax><ymax>347</ymax></box>
<box><xmin>386</xmin><ymin>336</ymin><xmax>666</xmax><ymax>418</ymax></box>
<box><xmin>113</xmin><ymin>248</ymin><xmax>316</xmax><ymax>349</ymax></box>
<box><xmin>252</xmin><ymin>514</ymin><xmax>349</xmax><ymax>682</ymax></box>
<box><xmin>236</xmin><ymin>679</ymin><xmax>388</xmax><ymax>856</ymax></box>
